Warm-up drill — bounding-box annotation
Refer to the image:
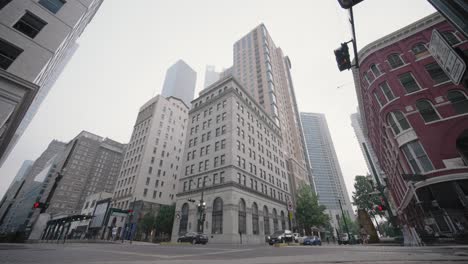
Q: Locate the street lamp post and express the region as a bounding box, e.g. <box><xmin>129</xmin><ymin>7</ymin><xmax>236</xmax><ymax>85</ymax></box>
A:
<box><xmin>188</xmin><ymin>178</ymin><xmax>210</xmax><ymax>233</ymax></box>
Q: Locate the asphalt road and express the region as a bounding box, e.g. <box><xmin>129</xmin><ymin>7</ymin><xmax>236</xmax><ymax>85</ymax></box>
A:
<box><xmin>1</xmin><ymin>242</ymin><xmax>468</xmax><ymax>264</ymax></box>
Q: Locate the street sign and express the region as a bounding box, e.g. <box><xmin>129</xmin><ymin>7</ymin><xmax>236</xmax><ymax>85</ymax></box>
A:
<box><xmin>429</xmin><ymin>29</ymin><xmax>466</xmax><ymax>85</ymax></box>
<box><xmin>287</xmin><ymin>200</ymin><xmax>293</xmax><ymax>211</ymax></box>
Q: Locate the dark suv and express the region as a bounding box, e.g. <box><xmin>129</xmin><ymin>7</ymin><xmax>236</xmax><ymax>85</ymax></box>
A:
<box><xmin>177</xmin><ymin>232</ymin><xmax>208</xmax><ymax>244</ymax></box>
<box><xmin>267</xmin><ymin>230</ymin><xmax>293</xmax><ymax>245</ymax></box>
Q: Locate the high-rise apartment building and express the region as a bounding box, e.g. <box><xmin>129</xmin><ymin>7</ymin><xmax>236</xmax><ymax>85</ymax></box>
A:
<box><xmin>352</xmin><ymin>12</ymin><xmax>468</xmax><ymax>240</ymax></box>
<box><xmin>232</xmin><ymin>24</ymin><xmax>312</xmax><ymax>204</ymax></box>
<box><xmin>0</xmin><ymin>0</ymin><xmax>104</xmax><ymax>165</ymax></box>
<box><xmin>171</xmin><ymin>76</ymin><xmax>291</xmax><ymax>244</ymax></box>
<box><xmin>41</xmin><ymin>131</ymin><xmax>125</xmax><ymax>216</ymax></box>
<box><xmin>300</xmin><ymin>112</ymin><xmax>354</xmax><ymax>232</ymax></box>
<box><xmin>0</xmin><ymin>160</ymin><xmax>32</xmax><ymax>204</ymax></box>
<box><xmin>111</xmin><ymin>95</ymin><xmax>189</xmax><ymax>229</ymax></box>
<box><xmin>161</xmin><ymin>60</ymin><xmax>197</xmax><ymax>107</ymax></box>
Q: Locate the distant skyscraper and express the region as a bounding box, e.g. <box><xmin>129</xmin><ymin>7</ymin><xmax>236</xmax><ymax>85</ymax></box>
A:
<box><xmin>300</xmin><ymin>112</ymin><xmax>354</xmax><ymax>232</ymax></box>
<box><xmin>111</xmin><ymin>95</ymin><xmax>189</xmax><ymax>235</ymax></box>
<box><xmin>204</xmin><ymin>65</ymin><xmax>221</xmax><ymax>88</ymax></box>
<box><xmin>350</xmin><ymin>112</ymin><xmax>386</xmax><ymax>186</ymax></box>
<box><xmin>0</xmin><ymin>0</ymin><xmax>104</xmax><ymax>165</ymax></box>
<box><xmin>161</xmin><ymin>60</ymin><xmax>197</xmax><ymax>107</ymax></box>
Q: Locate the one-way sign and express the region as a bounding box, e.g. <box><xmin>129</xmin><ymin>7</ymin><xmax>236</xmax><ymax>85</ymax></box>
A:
<box><xmin>429</xmin><ymin>29</ymin><xmax>466</xmax><ymax>85</ymax></box>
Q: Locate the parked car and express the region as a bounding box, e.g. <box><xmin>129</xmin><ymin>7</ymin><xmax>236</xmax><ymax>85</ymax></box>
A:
<box><xmin>268</xmin><ymin>230</ymin><xmax>294</xmax><ymax>245</ymax></box>
<box><xmin>338</xmin><ymin>233</ymin><xmax>349</xmax><ymax>245</ymax></box>
<box><xmin>303</xmin><ymin>236</ymin><xmax>322</xmax><ymax>246</ymax></box>
<box><xmin>177</xmin><ymin>232</ymin><xmax>208</xmax><ymax>244</ymax></box>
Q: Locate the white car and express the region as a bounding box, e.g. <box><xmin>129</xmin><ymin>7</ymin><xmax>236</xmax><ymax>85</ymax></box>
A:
<box><xmin>293</xmin><ymin>233</ymin><xmax>300</xmax><ymax>242</ymax></box>
<box><xmin>297</xmin><ymin>235</ymin><xmax>308</xmax><ymax>244</ymax></box>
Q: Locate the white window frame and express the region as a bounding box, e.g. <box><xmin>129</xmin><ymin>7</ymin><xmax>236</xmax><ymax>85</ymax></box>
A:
<box><xmin>401</xmin><ymin>140</ymin><xmax>434</xmax><ymax>174</ymax></box>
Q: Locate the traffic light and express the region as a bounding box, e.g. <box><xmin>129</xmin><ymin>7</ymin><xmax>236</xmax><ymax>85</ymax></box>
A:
<box><xmin>375</xmin><ymin>204</ymin><xmax>387</xmax><ymax>212</ymax></box>
<box><xmin>201</xmin><ymin>213</ymin><xmax>206</xmax><ymax>222</ymax></box>
<box><xmin>32</xmin><ymin>202</ymin><xmax>47</xmax><ymax>209</ymax></box>
<box><xmin>337</xmin><ymin>0</ymin><xmax>364</xmax><ymax>9</ymax></box>
<box><xmin>334</xmin><ymin>43</ymin><xmax>352</xmax><ymax>71</ymax></box>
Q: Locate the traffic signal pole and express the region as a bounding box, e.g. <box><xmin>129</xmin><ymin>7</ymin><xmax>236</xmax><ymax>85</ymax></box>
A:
<box><xmin>349</xmin><ymin>6</ymin><xmax>359</xmax><ymax>68</ymax></box>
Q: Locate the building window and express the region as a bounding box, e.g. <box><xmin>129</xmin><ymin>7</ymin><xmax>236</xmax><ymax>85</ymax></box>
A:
<box><xmin>280</xmin><ymin>211</ymin><xmax>286</xmax><ymax>230</ymax></box>
<box><xmin>412</xmin><ymin>43</ymin><xmax>428</xmax><ymax>58</ymax></box>
<box><xmin>387</xmin><ymin>111</ymin><xmax>410</xmax><ymax>135</ymax></box>
<box><xmin>370</xmin><ymin>64</ymin><xmax>381</xmax><ymax>77</ymax></box>
<box><xmin>13</xmin><ymin>12</ymin><xmax>47</xmax><ymax>38</ymax></box>
<box><xmin>252</xmin><ymin>202</ymin><xmax>259</xmax><ymax>235</ymax></box>
<box><xmin>179</xmin><ymin>203</ymin><xmax>189</xmax><ymax>235</ymax></box>
<box><xmin>0</xmin><ymin>0</ymin><xmax>12</xmax><ymax>10</ymax></box>
<box><xmin>143</xmin><ymin>188</ymin><xmax>148</xmax><ymax>197</ymax></box>
<box><xmin>238</xmin><ymin>199</ymin><xmax>246</xmax><ymax>234</ymax></box>
<box><xmin>212</xmin><ymin>198</ymin><xmax>223</xmax><ymax>234</ymax></box>
<box><xmin>0</xmin><ymin>38</ymin><xmax>23</xmax><ymax>70</ymax></box>
<box><xmin>425</xmin><ymin>62</ymin><xmax>450</xmax><ymax>84</ymax></box>
<box><xmin>272</xmin><ymin>209</ymin><xmax>279</xmax><ymax>232</ymax></box>
<box><xmin>39</xmin><ymin>0</ymin><xmax>66</xmax><ymax>14</ymax></box>
<box><xmin>263</xmin><ymin>206</ymin><xmax>270</xmax><ymax>235</ymax></box>
<box><xmin>401</xmin><ymin>140</ymin><xmax>434</xmax><ymax>173</ymax></box>
<box><xmin>399</xmin><ymin>72</ymin><xmax>420</xmax><ymax>93</ymax></box>
<box><xmin>387</xmin><ymin>53</ymin><xmax>404</xmax><ymax>69</ymax></box>
<box><xmin>379</xmin><ymin>82</ymin><xmax>395</xmax><ymax>102</ymax></box>
<box><xmin>441</xmin><ymin>31</ymin><xmax>460</xmax><ymax>46</ymax></box>
<box><xmin>447</xmin><ymin>90</ymin><xmax>468</xmax><ymax>114</ymax></box>
<box><xmin>416</xmin><ymin>100</ymin><xmax>440</xmax><ymax>123</ymax></box>
<box><xmin>373</xmin><ymin>91</ymin><xmax>385</xmax><ymax>107</ymax></box>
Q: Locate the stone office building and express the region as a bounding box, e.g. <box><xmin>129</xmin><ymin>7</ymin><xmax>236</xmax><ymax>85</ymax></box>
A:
<box><xmin>171</xmin><ymin>76</ymin><xmax>291</xmax><ymax>244</ymax></box>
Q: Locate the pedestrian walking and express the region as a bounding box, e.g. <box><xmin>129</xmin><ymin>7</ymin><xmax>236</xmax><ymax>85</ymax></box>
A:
<box><xmin>359</xmin><ymin>225</ymin><xmax>368</xmax><ymax>244</ymax></box>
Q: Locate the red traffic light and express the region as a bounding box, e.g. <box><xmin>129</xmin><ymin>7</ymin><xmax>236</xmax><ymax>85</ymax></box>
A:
<box><xmin>334</xmin><ymin>43</ymin><xmax>352</xmax><ymax>71</ymax></box>
<box><xmin>33</xmin><ymin>202</ymin><xmax>40</xmax><ymax>209</ymax></box>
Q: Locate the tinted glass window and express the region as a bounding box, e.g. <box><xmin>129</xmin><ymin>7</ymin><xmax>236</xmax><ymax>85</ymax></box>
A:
<box><xmin>13</xmin><ymin>12</ymin><xmax>47</xmax><ymax>38</ymax></box>
<box><xmin>39</xmin><ymin>0</ymin><xmax>65</xmax><ymax>14</ymax></box>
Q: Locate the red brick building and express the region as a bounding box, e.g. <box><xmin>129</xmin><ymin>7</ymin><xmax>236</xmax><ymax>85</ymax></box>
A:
<box><xmin>353</xmin><ymin>13</ymin><xmax>468</xmax><ymax>241</ymax></box>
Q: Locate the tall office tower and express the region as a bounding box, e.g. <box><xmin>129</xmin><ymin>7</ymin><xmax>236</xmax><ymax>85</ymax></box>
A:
<box><xmin>111</xmin><ymin>95</ymin><xmax>189</xmax><ymax>232</ymax></box>
<box><xmin>161</xmin><ymin>60</ymin><xmax>197</xmax><ymax>107</ymax></box>
<box><xmin>0</xmin><ymin>156</ymin><xmax>59</xmax><ymax>234</ymax></box>
<box><xmin>0</xmin><ymin>160</ymin><xmax>33</xmax><ymax>204</ymax></box>
<box><xmin>350</xmin><ymin>112</ymin><xmax>386</xmax><ymax>186</ymax></box>
<box><xmin>0</xmin><ymin>0</ymin><xmax>104</xmax><ymax>165</ymax></box>
<box><xmin>300</xmin><ymin>112</ymin><xmax>354</xmax><ymax>233</ymax></box>
<box><xmin>171</xmin><ymin>76</ymin><xmax>291</xmax><ymax>244</ymax></box>
<box><xmin>40</xmin><ymin>131</ymin><xmax>125</xmax><ymax>216</ymax></box>
<box><xmin>232</xmin><ymin>25</ymin><xmax>312</xmax><ymax>203</ymax></box>
<box><xmin>204</xmin><ymin>65</ymin><xmax>221</xmax><ymax>88</ymax></box>
<box><xmin>0</xmin><ymin>140</ymin><xmax>66</xmax><ymax>233</ymax></box>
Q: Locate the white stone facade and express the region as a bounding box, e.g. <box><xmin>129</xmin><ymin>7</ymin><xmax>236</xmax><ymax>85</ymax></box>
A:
<box><xmin>171</xmin><ymin>77</ymin><xmax>291</xmax><ymax>244</ymax></box>
<box><xmin>112</xmin><ymin>96</ymin><xmax>189</xmax><ymax>210</ymax></box>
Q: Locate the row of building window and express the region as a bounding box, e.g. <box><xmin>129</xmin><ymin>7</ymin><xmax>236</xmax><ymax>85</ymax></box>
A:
<box><xmin>386</xmin><ymin>90</ymin><xmax>468</xmax><ymax>137</ymax></box>
<box><xmin>179</xmin><ymin>198</ymin><xmax>287</xmax><ymax>235</ymax></box>
<box><xmin>0</xmin><ymin>0</ymin><xmax>66</xmax><ymax>69</ymax></box>
<box><xmin>182</xmin><ymin>171</ymin><xmax>226</xmax><ymax>192</ymax></box>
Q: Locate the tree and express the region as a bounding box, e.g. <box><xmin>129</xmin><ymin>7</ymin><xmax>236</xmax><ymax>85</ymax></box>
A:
<box><xmin>155</xmin><ymin>204</ymin><xmax>175</xmax><ymax>236</ymax></box>
<box><xmin>352</xmin><ymin>175</ymin><xmax>385</xmax><ymax>218</ymax></box>
<box><xmin>338</xmin><ymin>214</ymin><xmax>358</xmax><ymax>235</ymax></box>
<box><xmin>295</xmin><ymin>184</ymin><xmax>329</xmax><ymax>235</ymax></box>
<box><xmin>139</xmin><ymin>211</ymin><xmax>157</xmax><ymax>241</ymax></box>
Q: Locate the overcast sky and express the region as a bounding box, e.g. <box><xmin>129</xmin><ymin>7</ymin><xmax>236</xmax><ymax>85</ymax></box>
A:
<box><xmin>0</xmin><ymin>0</ymin><xmax>436</xmax><ymax>200</ymax></box>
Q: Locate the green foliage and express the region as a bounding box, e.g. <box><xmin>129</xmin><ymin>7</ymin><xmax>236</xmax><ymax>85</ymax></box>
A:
<box><xmin>140</xmin><ymin>211</ymin><xmax>157</xmax><ymax>235</ymax></box>
<box><xmin>338</xmin><ymin>214</ymin><xmax>359</xmax><ymax>235</ymax></box>
<box><xmin>352</xmin><ymin>175</ymin><xmax>385</xmax><ymax>217</ymax></box>
<box><xmin>155</xmin><ymin>205</ymin><xmax>175</xmax><ymax>235</ymax></box>
<box><xmin>295</xmin><ymin>184</ymin><xmax>329</xmax><ymax>235</ymax></box>
<box><xmin>379</xmin><ymin>220</ymin><xmax>398</xmax><ymax>237</ymax></box>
